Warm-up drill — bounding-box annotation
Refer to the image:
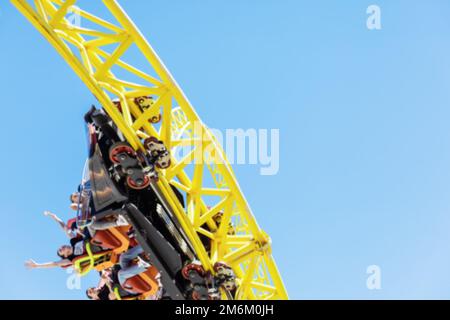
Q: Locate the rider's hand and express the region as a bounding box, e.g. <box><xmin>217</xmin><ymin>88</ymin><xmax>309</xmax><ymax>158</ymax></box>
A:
<box><xmin>101</xmin><ymin>270</ymin><xmax>112</xmax><ymax>280</ymax></box>
<box><xmin>43</xmin><ymin>211</ymin><xmax>54</xmax><ymax>218</ymax></box>
<box><xmin>25</xmin><ymin>259</ymin><xmax>37</xmax><ymax>269</ymax></box>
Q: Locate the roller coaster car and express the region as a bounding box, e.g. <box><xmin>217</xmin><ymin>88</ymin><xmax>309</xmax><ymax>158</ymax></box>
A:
<box><xmin>82</xmin><ymin>105</ymin><xmax>237</xmax><ymax>300</ymax></box>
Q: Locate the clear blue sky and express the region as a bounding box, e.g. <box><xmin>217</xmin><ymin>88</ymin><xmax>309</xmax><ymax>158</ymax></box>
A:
<box><xmin>1</xmin><ymin>0</ymin><xmax>450</xmax><ymax>299</ymax></box>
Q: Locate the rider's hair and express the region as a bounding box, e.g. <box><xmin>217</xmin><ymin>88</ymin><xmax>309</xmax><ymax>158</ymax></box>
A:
<box><xmin>86</xmin><ymin>289</ymin><xmax>93</xmax><ymax>299</ymax></box>
<box><xmin>70</xmin><ymin>192</ymin><xmax>78</xmax><ymax>203</ymax></box>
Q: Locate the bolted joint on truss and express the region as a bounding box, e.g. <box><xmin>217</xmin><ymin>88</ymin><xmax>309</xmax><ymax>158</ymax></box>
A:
<box><xmin>255</xmin><ymin>231</ymin><xmax>272</xmax><ymax>255</ymax></box>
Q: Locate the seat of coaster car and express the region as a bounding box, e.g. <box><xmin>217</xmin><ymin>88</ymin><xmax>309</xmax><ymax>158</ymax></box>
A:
<box><xmin>122</xmin><ymin>266</ymin><xmax>160</xmax><ymax>296</ymax></box>
<box><xmin>88</xmin><ymin>207</ymin><xmax>133</xmax><ymax>250</ymax></box>
<box><xmin>72</xmin><ymin>226</ymin><xmax>132</xmax><ymax>276</ymax></box>
<box><xmin>91</xmin><ymin>223</ymin><xmax>132</xmax><ymax>250</ymax></box>
<box><xmin>90</xmin><ymin>229</ymin><xmax>122</xmax><ymax>250</ymax></box>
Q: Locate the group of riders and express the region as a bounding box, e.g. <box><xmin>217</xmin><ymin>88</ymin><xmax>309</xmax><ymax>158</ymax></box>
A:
<box><xmin>25</xmin><ymin>190</ymin><xmax>162</xmax><ymax>300</ymax></box>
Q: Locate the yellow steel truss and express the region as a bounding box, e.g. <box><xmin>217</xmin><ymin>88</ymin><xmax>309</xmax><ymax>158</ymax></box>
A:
<box><xmin>11</xmin><ymin>0</ymin><xmax>288</xmax><ymax>300</ymax></box>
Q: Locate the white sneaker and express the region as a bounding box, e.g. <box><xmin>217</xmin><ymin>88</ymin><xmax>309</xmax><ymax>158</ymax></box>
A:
<box><xmin>116</xmin><ymin>215</ymin><xmax>129</xmax><ymax>226</ymax></box>
<box><xmin>136</xmin><ymin>257</ymin><xmax>151</xmax><ymax>269</ymax></box>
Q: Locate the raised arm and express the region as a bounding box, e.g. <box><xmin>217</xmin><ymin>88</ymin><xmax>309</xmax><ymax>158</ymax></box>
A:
<box><xmin>44</xmin><ymin>211</ymin><xmax>66</xmax><ymax>230</ymax></box>
<box><xmin>25</xmin><ymin>258</ymin><xmax>71</xmax><ymax>270</ymax></box>
<box><xmin>99</xmin><ymin>270</ymin><xmax>117</xmax><ymax>300</ymax></box>
<box><xmin>43</xmin><ymin>211</ymin><xmax>76</xmax><ymax>239</ymax></box>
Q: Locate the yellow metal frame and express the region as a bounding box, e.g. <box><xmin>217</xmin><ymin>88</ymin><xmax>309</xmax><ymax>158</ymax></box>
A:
<box><xmin>73</xmin><ymin>242</ymin><xmax>104</xmax><ymax>276</ymax></box>
<box><xmin>12</xmin><ymin>0</ymin><xmax>288</xmax><ymax>300</ymax></box>
<box><xmin>113</xmin><ymin>287</ymin><xmax>144</xmax><ymax>301</ymax></box>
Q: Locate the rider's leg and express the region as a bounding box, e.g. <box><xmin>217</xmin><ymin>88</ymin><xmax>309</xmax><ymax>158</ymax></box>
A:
<box><xmin>118</xmin><ymin>264</ymin><xmax>148</xmax><ymax>286</ymax></box>
<box><xmin>119</xmin><ymin>245</ymin><xmax>144</xmax><ymax>269</ymax></box>
<box><xmin>87</xmin><ymin>215</ymin><xmax>128</xmax><ymax>236</ymax></box>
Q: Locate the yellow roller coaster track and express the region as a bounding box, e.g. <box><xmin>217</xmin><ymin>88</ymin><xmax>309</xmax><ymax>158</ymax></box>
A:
<box><xmin>11</xmin><ymin>0</ymin><xmax>288</xmax><ymax>300</ymax></box>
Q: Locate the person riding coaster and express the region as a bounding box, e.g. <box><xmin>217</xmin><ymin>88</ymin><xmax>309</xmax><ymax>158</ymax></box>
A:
<box><xmin>112</xmin><ymin>267</ymin><xmax>163</xmax><ymax>300</ymax></box>
<box><xmin>86</xmin><ymin>269</ymin><xmax>117</xmax><ymax>300</ymax></box>
<box><xmin>87</xmin><ymin>267</ymin><xmax>163</xmax><ymax>300</ymax></box>
<box><xmin>112</xmin><ymin>245</ymin><xmax>163</xmax><ymax>300</ymax></box>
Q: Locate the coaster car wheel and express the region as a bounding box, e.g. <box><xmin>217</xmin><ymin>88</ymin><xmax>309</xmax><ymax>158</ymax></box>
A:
<box><xmin>155</xmin><ymin>155</ymin><xmax>171</xmax><ymax>170</ymax></box>
<box><xmin>144</xmin><ymin>137</ymin><xmax>163</xmax><ymax>155</ymax></box>
<box><xmin>150</xmin><ymin>114</ymin><xmax>162</xmax><ymax>124</ymax></box>
<box><xmin>213</xmin><ymin>262</ymin><xmax>229</xmax><ymax>273</ymax></box>
<box><xmin>144</xmin><ymin>137</ymin><xmax>172</xmax><ymax>169</ymax></box>
<box><xmin>182</xmin><ymin>263</ymin><xmax>205</xmax><ymax>280</ymax></box>
<box><xmin>213</xmin><ymin>262</ymin><xmax>237</xmax><ymax>291</ymax></box>
<box><xmin>191</xmin><ymin>290</ymin><xmax>209</xmax><ymax>301</ymax></box>
<box><xmin>126</xmin><ymin>175</ymin><xmax>151</xmax><ymax>190</ymax></box>
<box><xmin>134</xmin><ymin>96</ymin><xmax>162</xmax><ymax>124</ymax></box>
<box><xmin>109</xmin><ymin>142</ymin><xmax>136</xmax><ymax>164</ymax></box>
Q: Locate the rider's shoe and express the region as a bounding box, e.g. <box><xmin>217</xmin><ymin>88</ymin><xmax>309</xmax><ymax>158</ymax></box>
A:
<box><xmin>116</xmin><ymin>215</ymin><xmax>129</xmax><ymax>226</ymax></box>
<box><xmin>136</xmin><ymin>256</ymin><xmax>151</xmax><ymax>269</ymax></box>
